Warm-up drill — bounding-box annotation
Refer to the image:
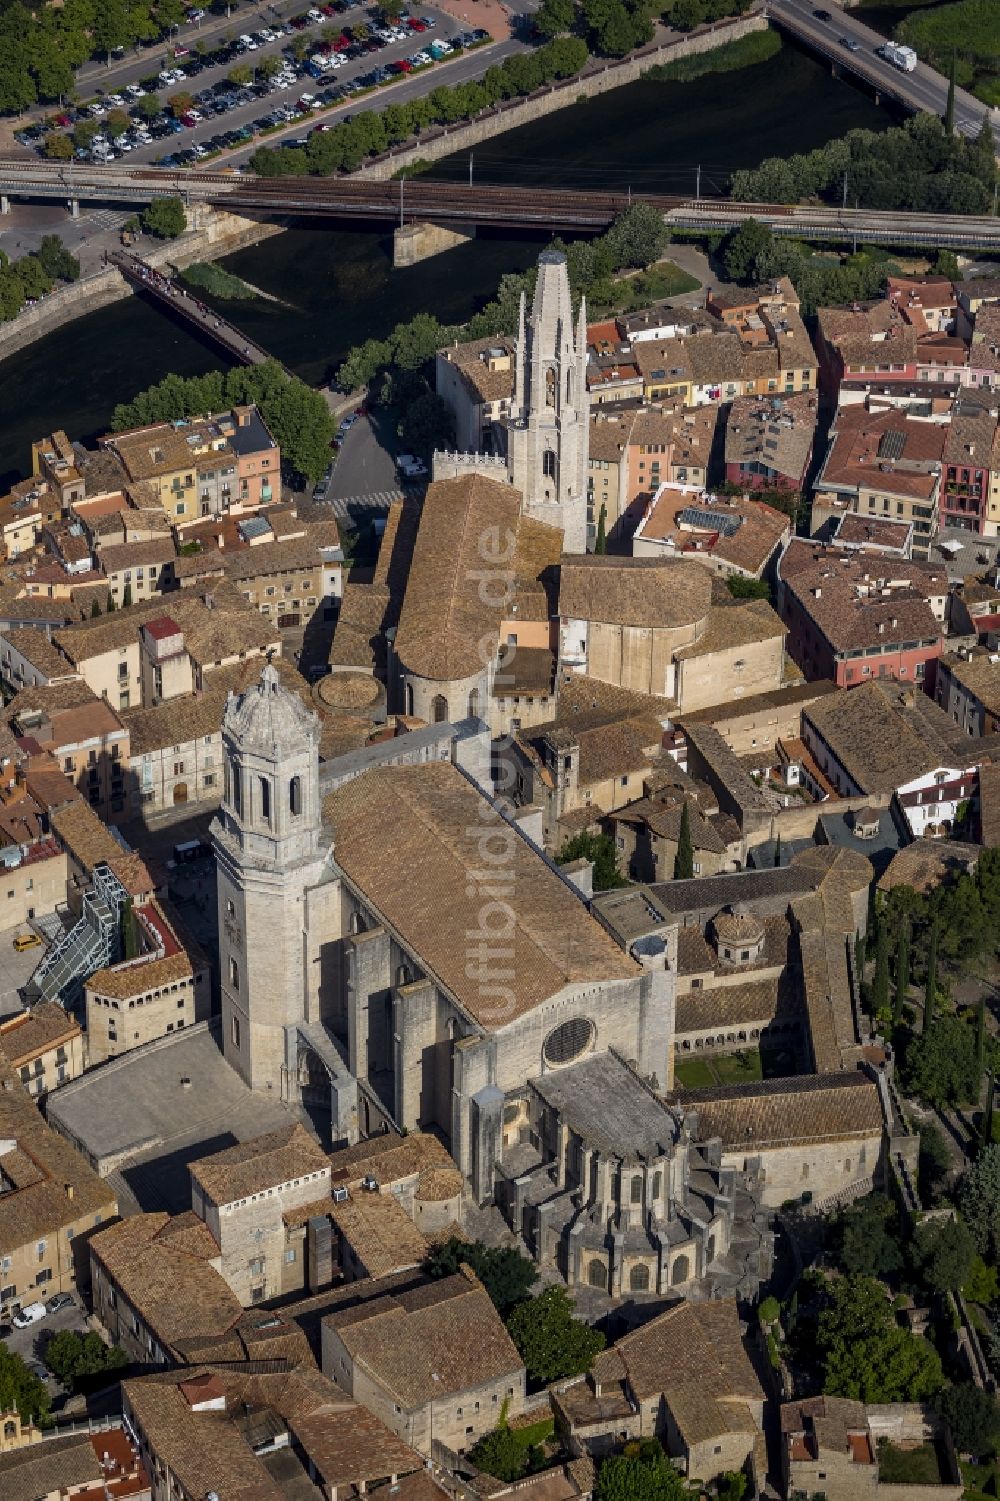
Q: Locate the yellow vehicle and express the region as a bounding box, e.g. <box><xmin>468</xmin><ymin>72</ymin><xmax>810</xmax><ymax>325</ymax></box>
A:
<box><xmin>12</xmin><ymin>932</ymin><xmax>41</xmax><ymax>952</ymax></box>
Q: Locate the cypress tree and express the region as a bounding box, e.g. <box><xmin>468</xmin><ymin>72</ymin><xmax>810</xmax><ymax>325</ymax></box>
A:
<box><xmin>872</xmin><ymin>914</ymin><xmax>890</xmax><ymax>1018</ymax></box>
<box><xmin>923</xmin><ymin>923</ymin><xmax>938</xmax><ymax>1035</ymax></box>
<box><xmin>945</xmin><ymin>52</ymin><xmax>956</xmax><ymax>135</ymax></box>
<box><xmin>894</xmin><ymin>920</ymin><xmax>910</xmax><ymax>1024</ymax></box>
<box><xmin>90</xmin><ymin>597</ymin><xmax>101</xmax><ymax>617</ymax></box>
<box><xmin>774</xmin><ymin>833</ymin><xmax>782</xmax><ymax>868</ymax></box>
<box><xmin>107</xmin><ymin>593</ymin><xmax>116</xmax><ymax>612</ymax></box>
<box><xmin>983</xmin><ymin>1069</ymin><xmax>995</xmax><ymax>1150</ymax></box>
<box><xmin>122</xmin><ymin>581</ymin><xmax>133</xmax><ymax>608</ymax></box>
<box><xmin>976</xmin><ymin>995</ymin><xmax>987</xmax><ymax>1083</ymax></box>
<box><xmin>594</xmin><ymin>504</ymin><xmax>607</xmax><ymax>555</ymax></box>
<box><xmin>674</xmin><ymin>800</ymin><xmax>694</xmax><ymax>881</ymax></box>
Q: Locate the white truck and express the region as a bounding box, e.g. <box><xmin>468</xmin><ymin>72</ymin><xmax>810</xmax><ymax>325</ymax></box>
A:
<box><xmin>879</xmin><ymin>41</ymin><xmax>918</xmax><ymax>72</ymax></box>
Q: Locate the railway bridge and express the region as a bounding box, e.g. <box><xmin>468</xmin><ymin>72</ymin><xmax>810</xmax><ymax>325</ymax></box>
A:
<box><xmin>3</xmin><ymin>163</ymin><xmax>1000</xmax><ymax>251</ymax></box>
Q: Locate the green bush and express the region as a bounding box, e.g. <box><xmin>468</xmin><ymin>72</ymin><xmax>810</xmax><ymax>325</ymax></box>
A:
<box><xmin>180</xmin><ymin>262</ymin><xmax>256</xmax><ymax>301</ymax></box>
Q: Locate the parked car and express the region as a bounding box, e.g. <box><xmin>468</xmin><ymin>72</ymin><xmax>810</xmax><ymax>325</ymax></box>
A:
<box><xmin>12</xmin><ymin>932</ymin><xmax>41</xmax><ymax>952</ymax></box>
<box><xmin>12</xmin><ymin>1302</ymin><xmax>46</xmax><ymax>1328</ymax></box>
<box><xmin>46</xmin><ymin>1293</ymin><xmax>75</xmax><ymax>1315</ymax></box>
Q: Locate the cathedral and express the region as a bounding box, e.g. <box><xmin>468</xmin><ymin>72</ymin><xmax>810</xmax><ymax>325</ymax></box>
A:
<box><xmin>433</xmin><ymin>249</ymin><xmax>590</xmax><ymax>554</ymax></box>
<box><xmin>211</xmin><ymin>665</ymin><xmax>771</xmax><ymax>1297</ymax></box>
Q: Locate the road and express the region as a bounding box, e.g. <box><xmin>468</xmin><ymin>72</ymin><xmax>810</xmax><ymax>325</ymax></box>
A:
<box><xmin>767</xmin><ymin>0</ymin><xmax>998</xmax><ymax>148</ymax></box>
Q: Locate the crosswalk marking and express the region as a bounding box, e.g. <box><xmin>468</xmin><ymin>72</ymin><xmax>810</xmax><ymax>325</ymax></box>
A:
<box><xmin>326</xmin><ymin>489</ymin><xmax>405</xmax><ymax>520</ymax></box>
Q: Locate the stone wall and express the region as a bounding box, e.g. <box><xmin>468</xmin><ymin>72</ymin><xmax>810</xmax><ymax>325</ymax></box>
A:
<box><xmin>0</xmin><ymin>208</ymin><xmax>281</xmax><ymax>366</ymax></box>
<box><xmin>360</xmin><ymin>14</ymin><xmax>768</xmax><ymax>182</ymax></box>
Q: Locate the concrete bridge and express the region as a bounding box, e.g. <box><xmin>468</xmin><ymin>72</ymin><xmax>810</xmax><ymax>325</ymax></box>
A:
<box><xmin>767</xmin><ymin>0</ymin><xmax>998</xmax><ymax>151</ymax></box>
<box><xmin>110</xmin><ymin>249</ymin><xmax>287</xmax><ymax>372</ymax></box>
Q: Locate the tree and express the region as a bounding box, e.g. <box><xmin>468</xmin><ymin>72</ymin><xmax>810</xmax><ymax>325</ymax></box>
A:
<box><xmin>912</xmin><ymin>1216</ymin><xmax>976</xmax><ymax>1296</ymax></box>
<box><xmin>727</xmin><ymin>575</ymin><xmax>770</xmax><ymax>600</ymax></box>
<box><xmin>917</xmin><ymin>1122</ymin><xmax>950</xmax><ymax>1203</ymax></box>
<box><xmin>536</xmin><ymin>0</ymin><xmax>576</xmax><ymax>34</ymax></box>
<box><xmin>936</xmin><ymin>1383</ymin><xmax>1000</xmax><ymax>1458</ymax></box>
<box><xmin>960</xmin><ymin>1144</ymin><xmax>1000</xmax><ymax>1258</ymax></box>
<box><xmin>984</xmin><ymin>1070</ymin><xmax>996</xmax><ymax>1150</ymax></box>
<box><xmin>119</xmin><ymin>896</ymin><xmax>140</xmax><ymax>960</ymax></box>
<box><xmin>595</xmin><ymin>1441</ymin><xmax>691</xmax><ymax>1501</ymax></box>
<box><xmin>774</xmin><ymin>833</ymin><xmax>782</xmax><ymax>869</ymax></box>
<box><xmin>673</xmin><ymin>800</ymin><xmax>694</xmax><ymax>881</ymax></box>
<box><xmin>872</xmin><ymin>913</ymin><xmax>890</xmax><ymax>1018</ymax></box>
<box><xmin>398</xmin><ymin>391</ymin><xmax>453</xmax><ymax>462</ymax></box>
<box><xmin>136</xmin><ymin>93</ymin><xmax>161</xmax><ymax>119</ymax></box>
<box><xmin>894</xmin><ymin>919</ymin><xmax>910</xmax><ymax>1023</ymax></box>
<box><xmin>594</xmin><ymin>503</ymin><xmax>607</xmax><ymax>554</ymax></box>
<box><xmin>90</xmin><ymin>597</ymin><xmax>101</xmax><ymax>617</ymax></box>
<box><xmin>976</xmin><ymin>996</ymin><xmax>986</xmax><ymax>1082</ymax></box>
<box><xmin>106</xmin><ymin>592</ymin><xmax>116</xmax><ymax>611</ymax></box>
<box><xmin>831</xmin><ymin>1195</ymin><xmax>903</xmax><ymax>1278</ymax></box>
<box><xmin>923</xmin><ymin>922</ymin><xmax>938</xmax><ymax>1034</ymax></box>
<box><xmin>105</xmin><ymin>107</ymin><xmax>130</xmax><ymax>139</ymax></box>
<box><xmin>42</xmin><ymin>1330</ymin><xmax>126</xmax><ymax>1394</ymax></box>
<box><xmin>469</xmin><ymin>1423</ymin><xmax>530</xmax><ymax>1483</ymax></box>
<box><xmin>229</xmin><ymin>62</ymin><xmax>253</xmax><ymax>85</ymax></box>
<box><xmin>43</xmin><ymin>131</ymin><xmax>72</xmax><ymax>159</ymax></box>
<box><xmin>506</xmin><ymin>1286</ymin><xmax>605</xmax><ymax>1384</ymax></box>
<box><xmin>142</xmin><ymin>197</ymin><xmax>186</xmax><ymax>239</ymax></box>
<box><xmin>944</xmin><ymin>51</ymin><xmax>956</xmax><ymax>135</ymax></box>
<box><xmin>555</xmin><ymin>830</ymin><xmax>626</xmax><ymax>891</ymax></box>
<box><xmin>425</xmin><ymin>1237</ymin><xmax>537</xmax><ymax>1314</ymax></box>
<box><xmin>0</xmin><ymin>1342</ymin><xmax>49</xmax><ymax>1425</ymax></box>
<box><xmin>722</xmin><ymin>219</ymin><xmax>774</xmax><ymax>283</ymax></box>
<box><xmin>167</xmin><ymin>90</ymin><xmax>195</xmax><ymax>117</ymax></box>
<box><xmin>817</xmin><ymin>1275</ymin><xmax>944</xmax><ymax>1403</ymax></box>
<box><xmin>603</xmin><ymin>202</ymin><xmax>669</xmax><ymax>271</ymax></box>
<box><xmin>36</xmin><ymin>235</ymin><xmax>79</xmax><ymax>283</ymax></box>
<box><xmin>904</xmin><ymin>1016</ymin><xmax>980</xmax><ymax>1108</ymax></box>
<box><xmin>121</xmin><ymin>581</ymin><xmax>133</xmax><ymax>608</ymax></box>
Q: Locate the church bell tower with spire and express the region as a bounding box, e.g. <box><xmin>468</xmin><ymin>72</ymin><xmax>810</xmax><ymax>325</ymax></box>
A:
<box><xmin>506</xmin><ymin>249</ymin><xmax>589</xmax><ymax>554</ymax></box>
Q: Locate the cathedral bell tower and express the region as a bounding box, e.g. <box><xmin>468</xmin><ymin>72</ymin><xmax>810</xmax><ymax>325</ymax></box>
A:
<box><xmin>212</xmin><ymin>664</ymin><xmax>327</xmax><ymax>1094</ymax></box>
<box><xmin>507</xmin><ymin>249</ymin><xmax>589</xmax><ymax>554</ymax></box>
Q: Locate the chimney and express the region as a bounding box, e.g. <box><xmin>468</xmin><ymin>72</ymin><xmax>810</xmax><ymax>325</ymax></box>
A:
<box><xmin>65</xmin><ymin>1182</ymin><xmax>74</xmax><ymax>1200</ymax></box>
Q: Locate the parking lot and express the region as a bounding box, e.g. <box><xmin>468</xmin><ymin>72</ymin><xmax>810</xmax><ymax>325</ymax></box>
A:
<box><xmin>3</xmin><ymin>1293</ymin><xmax>92</xmax><ymax>1412</ymax></box>
<box><xmin>15</xmin><ymin>5</ymin><xmax>493</xmax><ymax>171</ymax></box>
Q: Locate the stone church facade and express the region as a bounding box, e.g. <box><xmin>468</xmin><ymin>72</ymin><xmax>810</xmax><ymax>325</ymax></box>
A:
<box><xmin>212</xmin><ymin>666</ymin><xmax>675</xmax><ymax>1207</ymax></box>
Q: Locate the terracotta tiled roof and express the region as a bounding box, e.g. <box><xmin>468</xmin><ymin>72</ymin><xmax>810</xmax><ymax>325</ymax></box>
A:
<box><xmin>324</xmin><ymin>761</ymin><xmax>638</xmax><ymax>1027</ymax></box>
<box><xmin>559</xmin><ymin>554</ymin><xmax>710</xmax><ymax>630</ymax></box>
<box><xmin>803</xmin><ymin>680</ymin><xmax>969</xmax><ymax>794</ymax></box>
<box><xmin>190</xmin><ymin>1122</ymin><xmax>329</xmax><ymax>1206</ymax></box>
<box><xmin>328</xmin><ymin>1130</ymin><xmax>457</xmax><ymax>1188</ymax></box>
<box><xmin>438</xmin><ymin>335</ymin><xmax>517</xmax><ymax>403</ymax></box>
<box><xmin>86</xmin><ymin>948</ymin><xmax>193</xmax><ymax>1001</ymax></box>
<box><xmin>395</xmin><ymin>474</ymin><xmax>561</xmax><ymax>683</ymax></box>
<box><xmin>329</xmin><ymin>1190</ymin><xmax>428</xmax><ymax>1279</ymax></box>
<box><xmin>676</xmin><ymin>1070</ymin><xmax>883</xmax><ymax>1148</ymax></box>
<box><xmin>90</xmin><ymin>1212</ymin><xmax>242</xmax><ymax>1355</ymax></box>
<box><xmin>0</xmin><ymin>1002</ymin><xmax>80</xmax><ymax>1066</ymax></box>
<box><xmin>610</xmin><ymin>1300</ymin><xmax>762</xmax><ymax>1447</ymax></box>
<box><xmin>324</xmin><ymin>1268</ymin><xmax>523</xmax><ymax>1408</ymax></box>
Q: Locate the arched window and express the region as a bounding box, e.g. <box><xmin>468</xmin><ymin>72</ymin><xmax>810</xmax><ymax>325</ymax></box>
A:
<box><xmin>651</xmin><ymin>1170</ymin><xmax>661</xmax><ymax>1201</ymax></box>
<box><xmin>545</xmin><ymin>366</ymin><xmax>556</xmax><ymax>407</ymax></box>
<box><xmin>289</xmin><ymin>776</ymin><xmax>301</xmax><ymax>817</ymax></box>
<box><xmin>566</xmin><ymin>366</ymin><xmax>574</xmax><ymax>405</ymax></box>
<box><xmin>542</xmin><ymin>449</ymin><xmax>556</xmax><ymax>480</ymax></box>
<box><xmin>630</xmin><ymin>1174</ymin><xmax>642</xmax><ymax>1205</ymax></box>
<box><xmin>587</xmin><ymin>1258</ymin><xmax>607</xmax><ymax>1290</ymax></box>
<box><xmin>468</xmin><ymin>687</ymin><xmax>480</xmax><ymax>719</ymax></box>
<box><xmin>3</xmin><ymin>1419</ymin><xmax>15</xmax><ymax>1438</ymax></box>
<box><xmin>232</xmin><ymin>767</ymin><xmax>242</xmax><ymax>817</ymax></box>
<box><xmin>404</xmin><ymin>681</ymin><xmax>414</xmax><ymax>717</ymax></box>
<box><xmin>630</xmin><ymin>1263</ymin><xmax>650</xmax><ymax>1292</ymax></box>
<box><xmin>431</xmin><ymin>694</ymin><xmax>448</xmax><ymax>724</ymax></box>
<box><xmin>259</xmin><ymin>776</ymin><xmax>271</xmax><ymax>823</ymax></box>
<box><xmin>671</xmin><ymin>1254</ymin><xmax>690</xmax><ymax>1286</ymax></box>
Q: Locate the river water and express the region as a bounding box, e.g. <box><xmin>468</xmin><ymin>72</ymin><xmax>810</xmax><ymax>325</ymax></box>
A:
<box><xmin>0</xmin><ymin>42</ymin><xmax>889</xmax><ymax>488</ymax></box>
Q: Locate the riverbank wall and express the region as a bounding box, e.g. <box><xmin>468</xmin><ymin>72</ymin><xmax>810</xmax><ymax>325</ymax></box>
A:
<box><xmin>360</xmin><ymin>13</ymin><xmax>768</xmax><ymax>181</ymax></box>
<box><xmin>0</xmin><ymin>208</ymin><xmax>280</xmax><ymax>366</ymax></box>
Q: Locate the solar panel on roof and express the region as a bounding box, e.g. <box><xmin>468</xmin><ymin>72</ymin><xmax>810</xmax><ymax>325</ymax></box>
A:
<box><xmin>239</xmin><ymin>516</ymin><xmax>272</xmax><ymax>541</ymax></box>
<box><xmin>677</xmin><ymin>506</ymin><xmax>743</xmax><ymax>538</ymax></box>
<box><xmin>877</xmin><ymin>430</ymin><xmax>906</xmax><ymax>461</ymax></box>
